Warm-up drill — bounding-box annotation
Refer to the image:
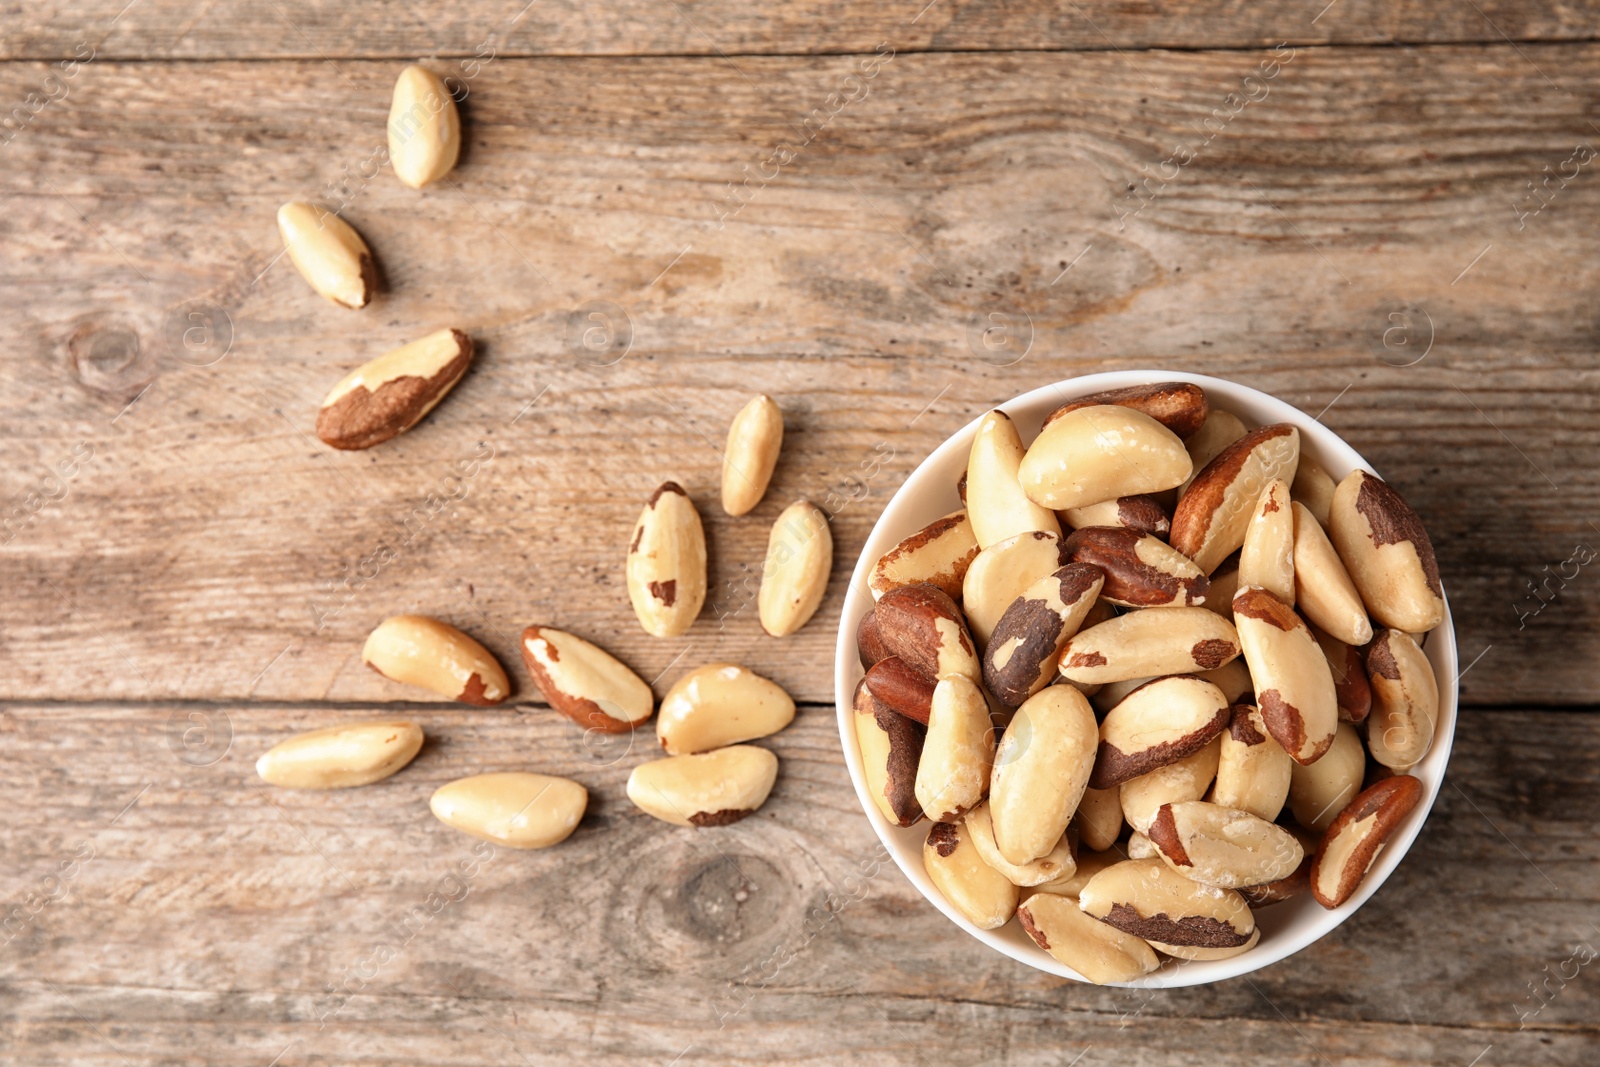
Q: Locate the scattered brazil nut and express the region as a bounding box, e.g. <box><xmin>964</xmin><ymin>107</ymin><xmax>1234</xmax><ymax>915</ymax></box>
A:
<box><xmin>1043</xmin><ymin>381</ymin><xmax>1209</xmax><ymax>439</ymax></box>
<box><xmin>923</xmin><ymin>820</ymin><xmax>1018</xmax><ymax>930</ymax></box>
<box><xmin>869</xmin><ymin>510</ymin><xmax>978</xmax><ymax>602</ymax></box>
<box><xmin>317</xmin><ymin>328</ymin><xmax>473</xmax><ymax>450</ymax></box>
<box><xmin>1288</xmin><ymin>722</ymin><xmax>1364</xmax><ymax>832</ymax></box>
<box><xmin>256</xmin><ymin>720</ymin><xmax>423</xmax><ymax>789</ymax></box>
<box><xmin>520</xmin><ymin>626</ymin><xmax>653</xmax><ymax>733</ymax></box>
<box><xmin>964</xmin><ymin>801</ymin><xmax>1076</xmax><ymax>887</ymax></box>
<box><xmin>874</xmin><ymin>583</ymin><xmax>981</xmax><ymax>684</ymax></box>
<box><xmin>1059</xmin><ymin>495</ymin><xmax>1171</xmax><ymax>537</ymax></box>
<box><xmin>1237</xmin><ymin>478</ymin><xmax>1295</xmax><ymax>604</ymax></box>
<box><xmin>1311</xmin><ymin>774</ymin><xmax>1422</xmax><ymax>908</ymax></box>
<box><xmin>1210</xmin><ymin>703</ymin><xmax>1292</xmax><ymax>823</ymax></box>
<box><xmin>1231</xmin><ymin>586</ymin><xmax>1338</xmax><ymax>765</ymax></box>
<box><xmin>1017</xmin><ymin>892</ymin><xmax>1160</xmax><ymax>983</ymax></box>
<box><xmin>966</xmin><ymin>410</ymin><xmax>1061</xmax><ymax>549</ymax></box>
<box><xmin>388</xmin><ymin>64</ymin><xmax>460</xmax><ymax>188</ymax></box>
<box><xmin>915</xmin><ymin>674</ymin><xmax>995</xmax><ymax>822</ymax></box>
<box><xmin>430</xmin><ymin>772</ymin><xmax>587</xmax><ymax>849</ymax></box>
<box><xmin>1058</xmin><ymin>606</ymin><xmax>1241</xmax><ymax>685</ymax></box>
<box><xmin>277</xmin><ymin>201</ymin><xmax>374</xmax><ymax>309</ymax></box>
<box><xmin>982</xmin><ymin>564</ymin><xmax>1105</xmax><ymax>706</ymax></box>
<box><xmin>362</xmin><ymin>614</ymin><xmax>508</xmax><ymax>705</ymax></box>
<box><xmin>852</xmin><ymin>679</ymin><xmax>925</xmax><ymax>827</ymax></box>
<box><xmin>1327</xmin><ymin>470</ymin><xmax>1444</xmax><ymax>633</ymax></box>
<box><xmin>1364</xmin><ymin>628</ymin><xmax>1439</xmax><ymax>770</ymax></box>
<box><xmin>1120</xmin><ymin>736</ymin><xmax>1221</xmax><ymax>833</ymax></box>
<box><xmin>961</xmin><ymin>531</ymin><xmax>1069</xmax><ymax>647</ymax></box>
<box><xmin>1078</xmin><ymin>857</ymin><xmax>1255</xmax><ymax>948</ymax></box>
<box><xmin>1064</xmin><ymin>526</ymin><xmax>1208</xmax><ymax>608</ymax></box>
<box><xmin>721</xmin><ymin>394</ymin><xmax>783</xmax><ymax>516</ymax></box>
<box><xmin>626</xmin><ymin>481</ymin><xmax>707</xmax><ymax>637</ymax></box>
<box><xmin>1146</xmin><ymin>800</ymin><xmax>1304</xmax><ymax>889</ymax></box>
<box><xmin>1090</xmin><ymin>675</ymin><xmax>1230</xmax><ymax>789</ymax></box>
<box><xmin>1170</xmin><ymin>424</ymin><xmax>1301</xmax><ymax>574</ymax></box>
<box><xmin>626</xmin><ymin>745</ymin><xmax>779</xmax><ymax>827</ymax></box>
<box><xmin>863</xmin><ymin>656</ymin><xmax>936</xmax><ymax>725</ymax></box>
<box><xmin>989</xmin><ymin>685</ymin><xmax>1098</xmax><ymax>865</ymax></box>
<box><xmin>758</xmin><ymin>500</ymin><xmax>832</xmax><ymax>636</ymax></box>
<box><xmin>656</xmin><ymin>663</ymin><xmax>794</xmax><ymax>755</ymax></box>
<box><xmin>1019</xmin><ymin>406</ymin><xmax>1193</xmax><ymax>511</ymax></box>
<box><xmin>1292</xmin><ymin>501</ymin><xmax>1374</xmax><ymax>647</ymax></box>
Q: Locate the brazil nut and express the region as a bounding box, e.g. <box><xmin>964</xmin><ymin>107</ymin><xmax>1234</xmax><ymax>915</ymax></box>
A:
<box><xmin>1210</xmin><ymin>703</ymin><xmax>1292</xmax><ymax>822</ymax></box>
<box><xmin>964</xmin><ymin>801</ymin><xmax>1076</xmax><ymax>887</ymax></box>
<box><xmin>1120</xmin><ymin>736</ymin><xmax>1222</xmax><ymax>834</ymax></box>
<box><xmin>318</xmin><ymin>329</ymin><xmax>473</xmax><ymax>450</ymax></box>
<box><xmin>626</xmin><ymin>481</ymin><xmax>707</xmax><ymax>637</ymax></box>
<box><xmin>1237</xmin><ymin>478</ymin><xmax>1295</xmax><ymax>604</ymax></box>
<box><xmin>915</xmin><ymin>675</ymin><xmax>995</xmax><ymax>822</ymax></box>
<box><xmin>1043</xmin><ymin>381</ymin><xmax>1209</xmax><ymax>439</ymax></box>
<box><xmin>1310</xmin><ymin>775</ymin><xmax>1422</xmax><ymax>908</ymax></box>
<box><xmin>1078</xmin><ymin>857</ymin><xmax>1255</xmax><ymax>948</ymax></box>
<box><xmin>961</xmin><ymin>531</ymin><xmax>1070</xmax><ymax>647</ymax></box>
<box><xmin>982</xmin><ymin>564</ymin><xmax>1105</xmax><ymax>706</ymax></box>
<box><xmin>1146</xmin><ymin>800</ymin><xmax>1304</xmax><ymax>889</ymax></box>
<box><xmin>1171</xmin><ymin>424</ymin><xmax>1300</xmax><ymax>574</ymax></box>
<box><xmin>1288</xmin><ymin>722</ymin><xmax>1365</xmax><ymax>832</ymax></box>
<box><xmin>989</xmin><ymin>685</ymin><xmax>1098</xmax><ymax>864</ymax></box>
<box><xmin>1231</xmin><ymin>587</ymin><xmax>1338</xmax><ymax>765</ymax></box>
<box><xmin>1090</xmin><ymin>675</ymin><xmax>1231</xmax><ymax>789</ymax></box>
<box><xmin>923</xmin><ymin>820</ymin><xmax>1018</xmax><ymax>930</ymax></box>
<box><xmin>1017</xmin><ymin>892</ymin><xmax>1160</xmax><ymax>984</ymax></box>
<box><xmin>656</xmin><ymin>663</ymin><xmax>794</xmax><ymax>755</ymax></box>
<box><xmin>874</xmin><ymin>583</ymin><xmax>981</xmax><ymax>683</ymax></box>
<box><xmin>256</xmin><ymin>720</ymin><xmax>423</xmax><ymax>789</ymax></box>
<box><xmin>966</xmin><ymin>410</ymin><xmax>1062</xmax><ymax>549</ymax></box>
<box><xmin>430</xmin><ymin>772</ymin><xmax>587</xmax><ymax>849</ymax></box>
<box><xmin>1364</xmin><ymin>629</ymin><xmax>1439</xmax><ymax>770</ymax></box>
<box><xmin>362</xmin><ymin>614</ymin><xmax>509</xmax><ymax>705</ymax></box>
<box><xmin>1019</xmin><ymin>406</ymin><xmax>1193</xmax><ymax>511</ymax></box>
<box><xmin>521</xmin><ymin>626</ymin><xmax>653</xmax><ymax>733</ymax></box>
<box><xmin>1059</xmin><ymin>607</ymin><xmax>1240</xmax><ymax>685</ymax></box>
<box><xmin>869</xmin><ymin>509</ymin><xmax>979</xmax><ymax>602</ymax></box>
<box><xmin>1292</xmin><ymin>501</ymin><xmax>1374</xmax><ymax>646</ymax></box>
<box><xmin>1327</xmin><ymin>471</ymin><xmax>1444</xmax><ymax>633</ymax></box>
<box><xmin>626</xmin><ymin>745</ymin><xmax>779</xmax><ymax>827</ymax></box>
<box><xmin>1064</xmin><ymin>526</ymin><xmax>1208</xmax><ymax>608</ymax></box>
<box><xmin>852</xmin><ymin>679</ymin><xmax>926</xmax><ymax>827</ymax></box>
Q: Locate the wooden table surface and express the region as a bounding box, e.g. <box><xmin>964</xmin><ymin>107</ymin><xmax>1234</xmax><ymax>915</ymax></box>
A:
<box><xmin>4</xmin><ymin>2</ymin><xmax>1599</xmax><ymax>1063</ymax></box>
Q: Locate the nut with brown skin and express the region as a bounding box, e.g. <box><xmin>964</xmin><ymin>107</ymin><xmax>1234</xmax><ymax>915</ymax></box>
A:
<box><xmin>626</xmin><ymin>746</ymin><xmax>778</xmax><ymax>827</ymax></box>
<box><xmin>430</xmin><ymin>772</ymin><xmax>587</xmax><ymax>849</ymax></box>
<box><xmin>1146</xmin><ymin>800</ymin><xmax>1304</xmax><ymax>889</ymax></box>
<box><xmin>1238</xmin><ymin>478</ymin><xmax>1295</xmax><ymax>604</ymax></box>
<box><xmin>863</xmin><ymin>656</ymin><xmax>936</xmax><ymax>725</ymax></box>
<box><xmin>982</xmin><ymin>564</ymin><xmax>1105</xmax><ymax>707</ymax></box>
<box><xmin>874</xmin><ymin>583</ymin><xmax>981</xmax><ymax>683</ymax></box>
<box><xmin>626</xmin><ymin>481</ymin><xmax>707</xmax><ymax>637</ymax></box>
<box><xmin>1058</xmin><ymin>606</ymin><xmax>1241</xmax><ymax>685</ymax></box>
<box><xmin>1064</xmin><ymin>526</ymin><xmax>1208</xmax><ymax>608</ymax></box>
<box><xmin>256</xmin><ymin>720</ymin><xmax>423</xmax><ymax>789</ymax></box>
<box><xmin>317</xmin><ymin>329</ymin><xmax>473</xmax><ymax>450</ymax></box>
<box><xmin>1020</xmin><ymin>406</ymin><xmax>1194</xmax><ymax>511</ymax></box>
<box><xmin>520</xmin><ymin>625</ymin><xmax>653</xmax><ymax>733</ymax></box>
<box><xmin>1171</xmin><ymin>424</ymin><xmax>1301</xmax><ymax>574</ymax></box>
<box><xmin>1364</xmin><ymin>629</ymin><xmax>1439</xmax><ymax>770</ymax></box>
<box><xmin>1078</xmin><ymin>857</ymin><xmax>1255</xmax><ymax>948</ymax></box>
<box><xmin>1327</xmin><ymin>470</ymin><xmax>1444</xmax><ymax>633</ymax></box>
<box><xmin>277</xmin><ymin>201</ymin><xmax>374</xmax><ymax>309</ymax></box>
<box><xmin>922</xmin><ymin>820</ymin><xmax>1018</xmax><ymax>930</ymax></box>
<box><xmin>961</xmin><ymin>531</ymin><xmax>1070</xmax><ymax>648</ymax></box>
<box><xmin>1017</xmin><ymin>892</ymin><xmax>1160</xmax><ymax>983</ymax></box>
<box><xmin>1059</xmin><ymin>494</ymin><xmax>1173</xmax><ymax>537</ymax></box>
<box><xmin>1178</xmin><ymin>409</ymin><xmax>1249</xmax><ymax>497</ymax></box>
<box><xmin>1231</xmin><ymin>586</ymin><xmax>1338</xmax><ymax>766</ymax></box>
<box><xmin>362</xmin><ymin>615</ymin><xmax>509</xmax><ymax>705</ymax></box>
<box><xmin>1120</xmin><ymin>736</ymin><xmax>1222</xmax><ymax>834</ymax></box>
<box><xmin>1043</xmin><ymin>381</ymin><xmax>1210</xmax><ymax>439</ymax></box>
<box><xmin>1210</xmin><ymin>702</ymin><xmax>1292</xmax><ymax>822</ymax></box>
<box><xmin>1289</xmin><ymin>722</ymin><xmax>1365</xmax><ymax>832</ymax></box>
<box><xmin>989</xmin><ymin>685</ymin><xmax>1098</xmax><ymax>865</ymax></box>
<box><xmin>1309</xmin><ymin>623</ymin><xmax>1372</xmax><ymax>724</ymax></box>
<box><xmin>1091</xmin><ymin>676</ymin><xmax>1231</xmax><ymax>789</ymax></box>
<box><xmin>388</xmin><ymin>64</ymin><xmax>460</xmax><ymax>188</ymax></box>
<box><xmin>1292</xmin><ymin>501</ymin><xmax>1374</xmax><ymax>647</ymax></box>
<box><xmin>869</xmin><ymin>509</ymin><xmax>979</xmax><ymax>602</ymax></box>
<box><xmin>852</xmin><ymin>679</ymin><xmax>925</xmax><ymax>827</ymax></box>
<box><xmin>1310</xmin><ymin>774</ymin><xmax>1422</xmax><ymax>908</ymax></box>
<box><xmin>856</xmin><ymin>608</ymin><xmax>893</xmax><ymax>669</ymax></box>
<box><xmin>721</xmin><ymin>394</ymin><xmax>783</xmax><ymax>516</ymax></box>
<box><xmin>656</xmin><ymin>663</ymin><xmax>794</xmax><ymax>755</ymax></box>
<box><xmin>1147</xmin><ymin>927</ymin><xmax>1262</xmax><ymax>960</ymax></box>
<box><xmin>964</xmin><ymin>801</ymin><xmax>1076</xmax><ymax>887</ymax></box>
<box><xmin>966</xmin><ymin>411</ymin><xmax>1061</xmax><ymax>549</ymax></box>
<box><xmin>915</xmin><ymin>674</ymin><xmax>995</xmax><ymax>823</ymax></box>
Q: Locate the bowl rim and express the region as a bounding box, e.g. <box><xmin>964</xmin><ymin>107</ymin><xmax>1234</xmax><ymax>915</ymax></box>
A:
<box><xmin>832</xmin><ymin>369</ymin><xmax>1459</xmax><ymax>989</ymax></box>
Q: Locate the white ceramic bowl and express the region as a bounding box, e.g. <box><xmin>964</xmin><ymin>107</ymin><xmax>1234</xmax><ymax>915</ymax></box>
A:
<box><xmin>834</xmin><ymin>370</ymin><xmax>1458</xmax><ymax>988</ymax></box>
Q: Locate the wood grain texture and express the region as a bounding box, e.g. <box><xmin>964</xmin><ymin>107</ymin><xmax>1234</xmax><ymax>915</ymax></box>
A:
<box><xmin>2</xmin><ymin>48</ymin><xmax>1598</xmax><ymax>705</ymax></box>
<box><xmin>4</xmin><ymin>0</ymin><xmax>1600</xmax><ymax>60</ymax></box>
<box><xmin>0</xmin><ymin>704</ymin><xmax>1595</xmax><ymax>1064</ymax></box>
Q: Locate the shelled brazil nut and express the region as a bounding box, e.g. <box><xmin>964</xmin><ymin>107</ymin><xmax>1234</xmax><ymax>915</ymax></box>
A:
<box><xmin>626</xmin><ymin>481</ymin><xmax>707</xmax><ymax>638</ymax></box>
<box><xmin>362</xmin><ymin>614</ymin><xmax>509</xmax><ymax>705</ymax></box>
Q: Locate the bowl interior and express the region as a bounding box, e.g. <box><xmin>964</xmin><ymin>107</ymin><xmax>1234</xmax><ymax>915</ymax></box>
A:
<box><xmin>833</xmin><ymin>370</ymin><xmax>1459</xmax><ymax>988</ymax></box>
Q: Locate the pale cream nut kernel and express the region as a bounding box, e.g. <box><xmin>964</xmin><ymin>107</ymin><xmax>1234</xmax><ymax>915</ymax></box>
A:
<box><xmin>1289</xmin><ymin>722</ymin><xmax>1365</xmax><ymax>832</ymax></box>
<box><xmin>1145</xmin><ymin>800</ymin><xmax>1304</xmax><ymax>889</ymax></box>
<box><xmin>915</xmin><ymin>675</ymin><xmax>995</xmax><ymax>823</ymax></box>
<box><xmin>256</xmin><ymin>720</ymin><xmax>423</xmax><ymax>789</ymax></box>
<box><xmin>1017</xmin><ymin>892</ymin><xmax>1160</xmax><ymax>984</ymax></box>
<box><xmin>1210</xmin><ymin>703</ymin><xmax>1292</xmax><ymax>823</ymax></box>
<box><xmin>362</xmin><ymin>614</ymin><xmax>509</xmax><ymax>705</ymax></box>
<box><xmin>722</xmin><ymin>394</ymin><xmax>783</xmax><ymax>516</ymax></box>
<box><xmin>758</xmin><ymin>500</ymin><xmax>832</xmax><ymax>637</ymax></box>
<box><xmin>521</xmin><ymin>626</ymin><xmax>653</xmax><ymax>733</ymax></box>
<box><xmin>277</xmin><ymin>201</ymin><xmax>374</xmax><ymax>309</ymax></box>
<box><xmin>989</xmin><ymin>685</ymin><xmax>1098</xmax><ymax>865</ymax></box>
<box><xmin>923</xmin><ymin>820</ymin><xmax>1018</xmax><ymax>930</ymax></box>
<box><xmin>626</xmin><ymin>746</ymin><xmax>779</xmax><ymax>827</ymax></box>
<box><xmin>1365</xmin><ymin>628</ymin><xmax>1440</xmax><ymax>770</ymax></box>
<box><xmin>1059</xmin><ymin>607</ymin><xmax>1241</xmax><ymax>685</ymax></box>
<box><xmin>1120</xmin><ymin>736</ymin><xmax>1222</xmax><ymax>834</ymax></box>
<box><xmin>1238</xmin><ymin>478</ymin><xmax>1295</xmax><ymax>604</ymax></box>
<box><xmin>966</xmin><ymin>410</ymin><xmax>1061</xmax><ymax>549</ymax></box>
<box><xmin>1178</xmin><ymin>409</ymin><xmax>1249</xmax><ymax>497</ymax></box>
<box><xmin>964</xmin><ymin>801</ymin><xmax>1076</xmax><ymax>887</ymax></box>
<box><xmin>1292</xmin><ymin>501</ymin><xmax>1374</xmax><ymax>647</ymax></box>
<box><xmin>1018</xmin><ymin>406</ymin><xmax>1193</xmax><ymax>511</ymax></box>
<box><xmin>430</xmin><ymin>772</ymin><xmax>587</xmax><ymax>849</ymax></box>
<box><xmin>388</xmin><ymin>64</ymin><xmax>460</xmax><ymax>188</ymax></box>
<box><xmin>656</xmin><ymin>663</ymin><xmax>795</xmax><ymax>755</ymax></box>
<box><xmin>626</xmin><ymin>481</ymin><xmax>708</xmax><ymax>637</ymax></box>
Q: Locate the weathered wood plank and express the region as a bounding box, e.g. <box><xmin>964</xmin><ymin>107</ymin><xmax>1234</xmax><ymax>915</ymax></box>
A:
<box><xmin>2</xmin><ymin>48</ymin><xmax>1598</xmax><ymax>705</ymax></box>
<box><xmin>4</xmin><ymin>0</ymin><xmax>1600</xmax><ymax>60</ymax></box>
<box><xmin>0</xmin><ymin>705</ymin><xmax>1595</xmax><ymax>1064</ymax></box>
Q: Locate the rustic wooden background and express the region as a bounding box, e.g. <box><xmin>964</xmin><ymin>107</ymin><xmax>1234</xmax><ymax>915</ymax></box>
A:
<box><xmin>3</xmin><ymin>1</ymin><xmax>1598</xmax><ymax>1063</ymax></box>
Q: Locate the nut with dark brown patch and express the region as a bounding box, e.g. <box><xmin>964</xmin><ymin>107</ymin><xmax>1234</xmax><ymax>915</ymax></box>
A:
<box><xmin>1171</xmin><ymin>423</ymin><xmax>1301</xmax><ymax>574</ymax></box>
<box><xmin>626</xmin><ymin>481</ymin><xmax>707</xmax><ymax>637</ymax></box>
<box><xmin>277</xmin><ymin>201</ymin><xmax>375</xmax><ymax>309</ymax></box>
<box><xmin>1078</xmin><ymin>857</ymin><xmax>1255</xmax><ymax>948</ymax></box>
<box><xmin>362</xmin><ymin>614</ymin><xmax>509</xmax><ymax>706</ymax></box>
<box><xmin>921</xmin><ymin>819</ymin><xmax>1018</xmax><ymax>930</ymax></box>
<box><xmin>989</xmin><ymin>685</ymin><xmax>1098</xmax><ymax>865</ymax></box>
<box><xmin>1019</xmin><ymin>406</ymin><xmax>1194</xmax><ymax>511</ymax></box>
<box><xmin>966</xmin><ymin>411</ymin><xmax>1062</xmax><ymax>549</ymax></box>
<box><xmin>1210</xmin><ymin>703</ymin><xmax>1292</xmax><ymax>822</ymax></box>
<box><xmin>1064</xmin><ymin>526</ymin><xmax>1208</xmax><ymax>608</ymax></box>
<box><xmin>1058</xmin><ymin>607</ymin><xmax>1241</xmax><ymax>685</ymax></box>
<box><xmin>869</xmin><ymin>509</ymin><xmax>979</xmax><ymax>602</ymax></box>
<box><xmin>625</xmin><ymin>745</ymin><xmax>778</xmax><ymax>827</ymax></box>
<box><xmin>1327</xmin><ymin>470</ymin><xmax>1444</xmax><ymax>633</ymax></box>
<box><xmin>915</xmin><ymin>675</ymin><xmax>995</xmax><ymax>822</ymax></box>
<box><xmin>1292</xmin><ymin>501</ymin><xmax>1374</xmax><ymax>647</ymax></box>
<box><xmin>1016</xmin><ymin>892</ymin><xmax>1159</xmax><ymax>983</ymax></box>
<box><xmin>1146</xmin><ymin>800</ymin><xmax>1304</xmax><ymax>889</ymax></box>
<box><xmin>1309</xmin><ymin>623</ymin><xmax>1372</xmax><ymax>724</ymax></box>
<box><xmin>1059</xmin><ymin>495</ymin><xmax>1172</xmax><ymax>537</ymax></box>
<box><xmin>1310</xmin><ymin>774</ymin><xmax>1422</xmax><ymax>908</ymax></box>
<box><xmin>1364</xmin><ymin>629</ymin><xmax>1439</xmax><ymax>770</ymax></box>
<box><xmin>982</xmin><ymin>564</ymin><xmax>1105</xmax><ymax>706</ymax></box>
<box><xmin>521</xmin><ymin>625</ymin><xmax>653</xmax><ymax>733</ymax></box>
<box><xmin>317</xmin><ymin>329</ymin><xmax>473</xmax><ymax>450</ymax></box>
<box><xmin>852</xmin><ymin>679</ymin><xmax>925</xmax><ymax>827</ymax></box>
<box><xmin>864</xmin><ymin>656</ymin><xmax>936</xmax><ymax>725</ymax></box>
<box><xmin>856</xmin><ymin>608</ymin><xmax>893</xmax><ymax>669</ymax></box>
<box><xmin>1231</xmin><ymin>586</ymin><xmax>1338</xmax><ymax>766</ymax></box>
<box><xmin>1042</xmin><ymin>381</ymin><xmax>1210</xmax><ymax>439</ymax></box>
<box><xmin>1091</xmin><ymin>676</ymin><xmax>1230</xmax><ymax>789</ymax></box>
<box><xmin>874</xmin><ymin>583</ymin><xmax>981</xmax><ymax>683</ymax></box>
<box><xmin>961</xmin><ymin>531</ymin><xmax>1070</xmax><ymax>648</ymax></box>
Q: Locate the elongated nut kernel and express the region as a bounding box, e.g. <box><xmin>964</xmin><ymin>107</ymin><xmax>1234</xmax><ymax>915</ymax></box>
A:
<box><xmin>388</xmin><ymin>64</ymin><xmax>460</xmax><ymax>188</ymax></box>
<box><xmin>852</xmin><ymin>679</ymin><xmax>925</xmax><ymax>827</ymax></box>
<box><xmin>966</xmin><ymin>410</ymin><xmax>1061</xmax><ymax>549</ymax></box>
<box><xmin>869</xmin><ymin>510</ymin><xmax>979</xmax><ymax>602</ymax></box>
<box><xmin>1364</xmin><ymin>629</ymin><xmax>1439</xmax><ymax>770</ymax></box>
<box><xmin>1288</xmin><ymin>722</ymin><xmax>1365</xmax><ymax>831</ymax></box>
<box><xmin>256</xmin><ymin>720</ymin><xmax>423</xmax><ymax>789</ymax></box>
<box><xmin>317</xmin><ymin>328</ymin><xmax>473</xmax><ymax>450</ymax></box>
<box><xmin>1091</xmin><ymin>676</ymin><xmax>1230</xmax><ymax>789</ymax></box>
<box><xmin>626</xmin><ymin>481</ymin><xmax>707</xmax><ymax>637</ymax></box>
<box><xmin>1291</xmin><ymin>455</ymin><xmax>1337</xmax><ymax>526</ymax></box>
<box><xmin>874</xmin><ymin>583</ymin><xmax>981</xmax><ymax>683</ymax></box>
<box><xmin>1238</xmin><ymin>478</ymin><xmax>1295</xmax><ymax>604</ymax></box>
<box><xmin>657</xmin><ymin>663</ymin><xmax>794</xmax><ymax>755</ymax></box>
<box><xmin>1078</xmin><ymin>857</ymin><xmax>1254</xmax><ymax>948</ymax></box>
<box><xmin>965</xmin><ymin>802</ymin><xmax>1076</xmax><ymax>887</ymax></box>
<box><xmin>1060</xmin><ymin>495</ymin><xmax>1171</xmax><ymax>537</ymax></box>
<box><xmin>1019</xmin><ymin>406</ymin><xmax>1193</xmax><ymax>511</ymax></box>
<box><xmin>983</xmin><ymin>564</ymin><xmax>1105</xmax><ymax>707</ymax></box>
<box><xmin>962</xmin><ymin>531</ymin><xmax>1069</xmax><ymax>647</ymax></box>
<box><xmin>1232</xmin><ymin>587</ymin><xmax>1338</xmax><ymax>765</ymax></box>
<box><xmin>863</xmin><ymin>656</ymin><xmax>935</xmax><ymax>724</ymax></box>
<box><xmin>856</xmin><ymin>608</ymin><xmax>893</xmax><ymax>668</ymax></box>
<box><xmin>758</xmin><ymin>500</ymin><xmax>832</xmax><ymax>636</ymax></box>
<box><xmin>1074</xmin><ymin>784</ymin><xmax>1125</xmax><ymax>853</ymax></box>
<box><xmin>1211</xmin><ymin>703</ymin><xmax>1292</xmax><ymax>822</ymax></box>
<box><xmin>1311</xmin><ymin>775</ymin><xmax>1422</xmax><ymax>908</ymax></box>
<box><xmin>362</xmin><ymin>615</ymin><xmax>508</xmax><ymax>705</ymax></box>
<box><xmin>923</xmin><ymin>821</ymin><xmax>1018</xmax><ymax>930</ymax></box>
<box><xmin>627</xmin><ymin>746</ymin><xmax>778</xmax><ymax>827</ymax></box>
<box><xmin>721</xmin><ymin>394</ymin><xmax>783</xmax><ymax>515</ymax></box>
<box><xmin>1327</xmin><ymin>470</ymin><xmax>1444</xmax><ymax>633</ymax></box>
<box><xmin>1064</xmin><ymin>526</ymin><xmax>1207</xmax><ymax>608</ymax></box>
<box><xmin>1171</xmin><ymin>424</ymin><xmax>1301</xmax><ymax>574</ymax></box>
<box><xmin>1146</xmin><ymin>800</ymin><xmax>1304</xmax><ymax>889</ymax></box>
<box><xmin>915</xmin><ymin>675</ymin><xmax>995</xmax><ymax>822</ymax></box>
<box><xmin>277</xmin><ymin>202</ymin><xmax>374</xmax><ymax>309</ymax></box>
<box><xmin>989</xmin><ymin>685</ymin><xmax>1098</xmax><ymax>864</ymax></box>
<box><xmin>1120</xmin><ymin>737</ymin><xmax>1221</xmax><ymax>834</ymax></box>
<box><xmin>1292</xmin><ymin>502</ymin><xmax>1373</xmax><ymax>646</ymax></box>
<box><xmin>1043</xmin><ymin>382</ymin><xmax>1210</xmax><ymax>438</ymax></box>
<box><xmin>430</xmin><ymin>772</ymin><xmax>587</xmax><ymax>849</ymax></box>
<box><xmin>1312</xmin><ymin>624</ymin><xmax>1373</xmax><ymax>724</ymax></box>
<box><xmin>1178</xmin><ymin>409</ymin><xmax>1249</xmax><ymax>496</ymax></box>
<box><xmin>520</xmin><ymin>626</ymin><xmax>653</xmax><ymax>733</ymax></box>
<box><xmin>1017</xmin><ymin>892</ymin><xmax>1160</xmax><ymax>984</ymax></box>
<box><xmin>1198</xmin><ymin>555</ymin><xmax>1242</xmax><ymax>618</ymax></box>
<box><xmin>1059</xmin><ymin>607</ymin><xmax>1240</xmax><ymax>685</ymax></box>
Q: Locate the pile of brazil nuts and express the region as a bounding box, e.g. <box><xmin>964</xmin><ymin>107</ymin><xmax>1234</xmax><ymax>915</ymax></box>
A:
<box><xmin>854</xmin><ymin>381</ymin><xmax>1444</xmax><ymax>983</ymax></box>
<box><xmin>256</xmin><ymin>386</ymin><xmax>831</xmax><ymax>845</ymax></box>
